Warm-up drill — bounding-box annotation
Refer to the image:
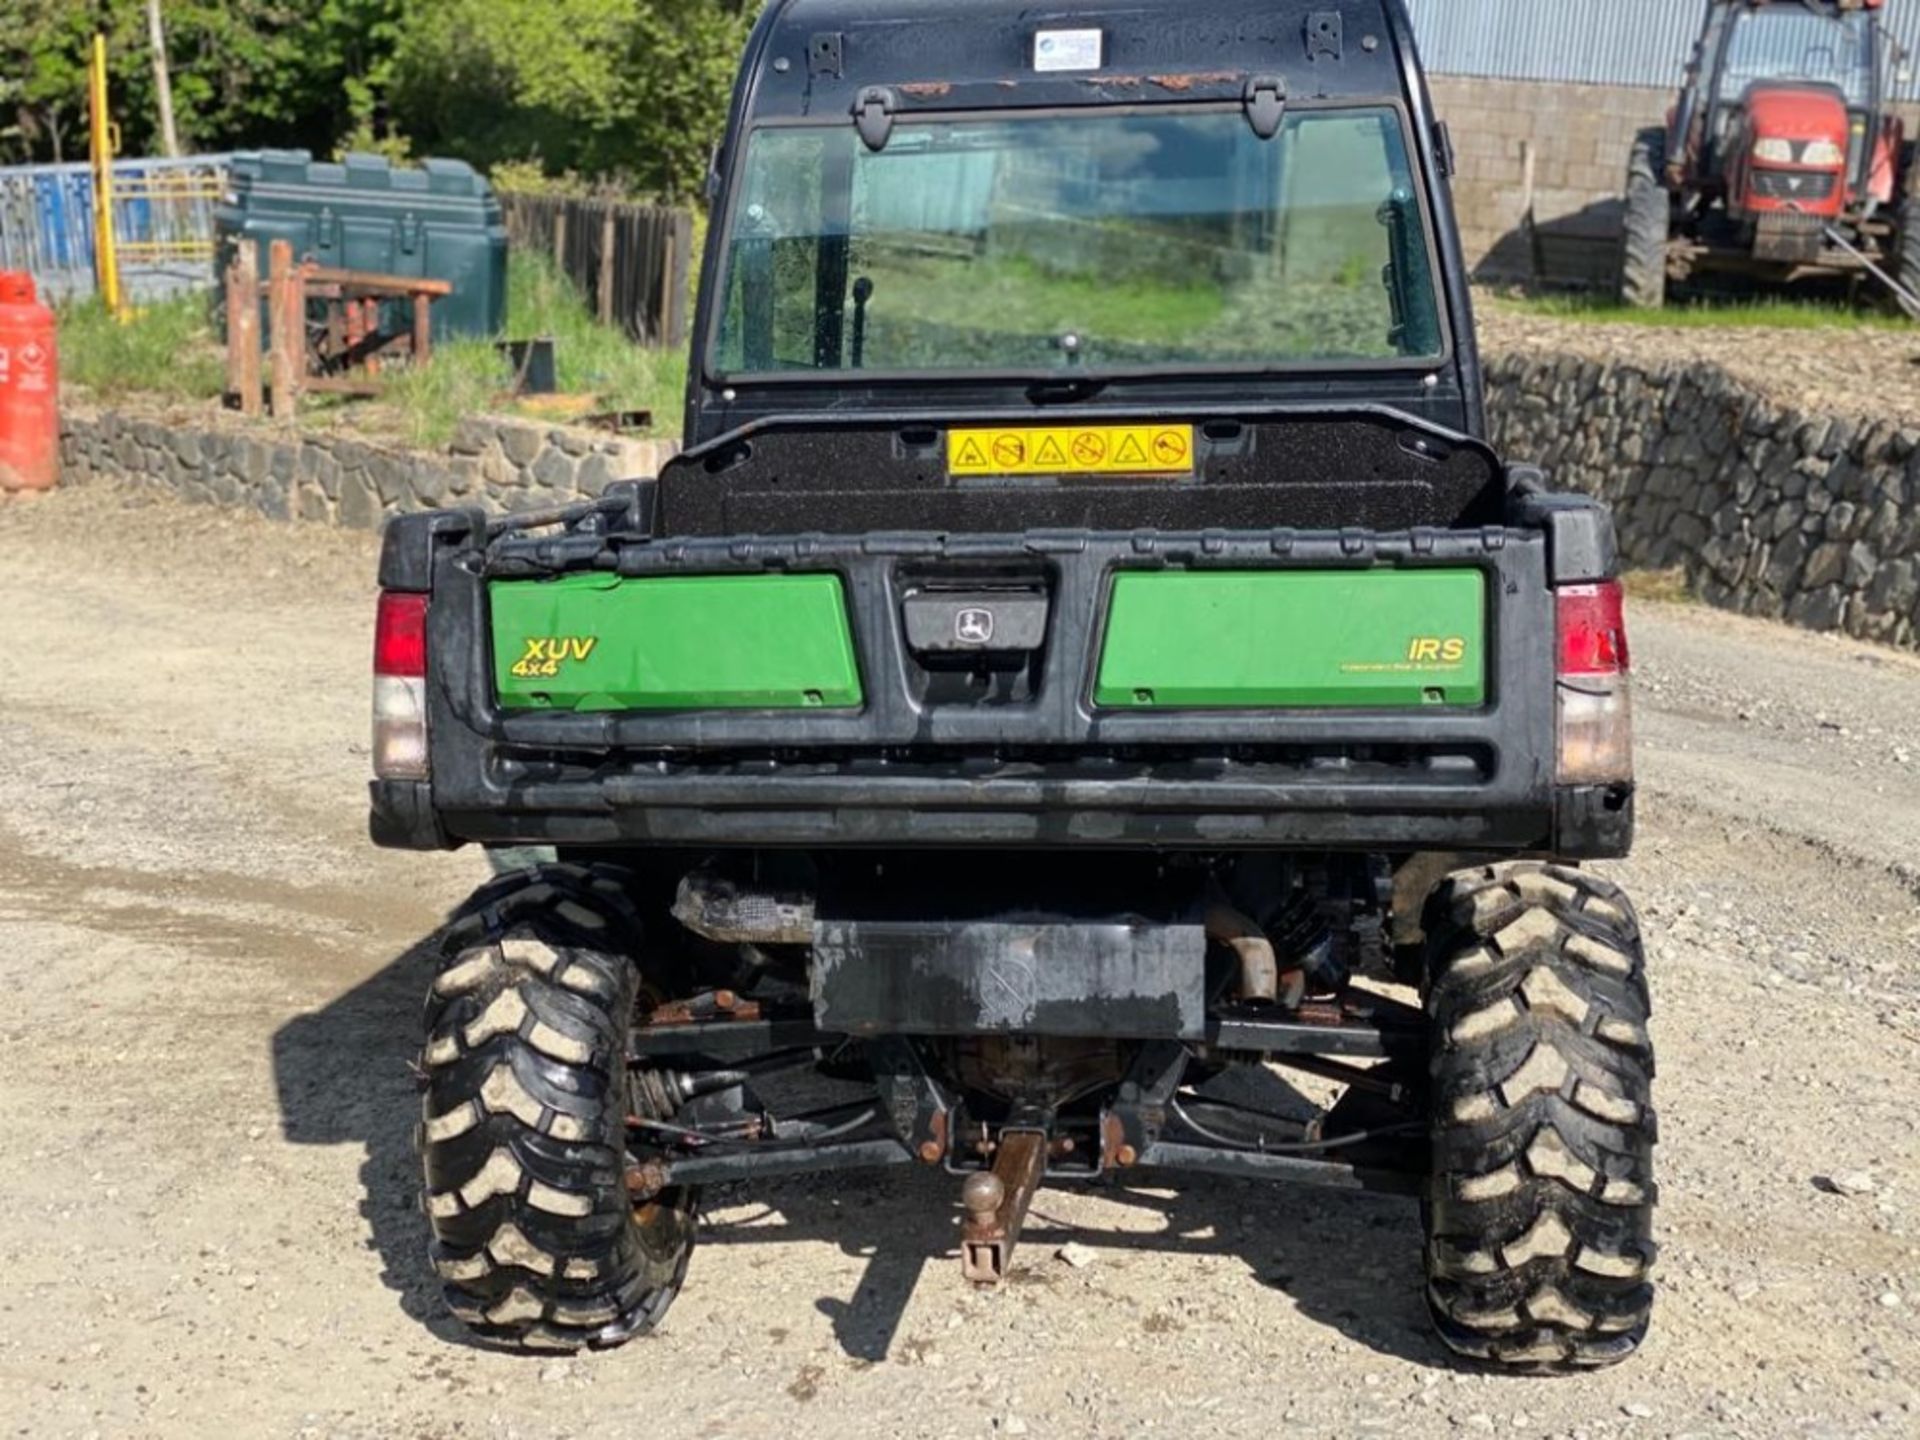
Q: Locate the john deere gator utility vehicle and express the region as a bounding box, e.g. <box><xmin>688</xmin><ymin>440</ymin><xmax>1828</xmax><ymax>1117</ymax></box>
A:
<box><xmin>1620</xmin><ymin>0</ymin><xmax>1920</xmax><ymax>310</ymax></box>
<box><xmin>372</xmin><ymin>0</ymin><xmax>1656</xmax><ymax>1369</ymax></box>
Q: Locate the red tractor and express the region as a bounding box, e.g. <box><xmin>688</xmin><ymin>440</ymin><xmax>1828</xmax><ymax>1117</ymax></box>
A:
<box><xmin>1619</xmin><ymin>0</ymin><xmax>1919</xmax><ymax>312</ymax></box>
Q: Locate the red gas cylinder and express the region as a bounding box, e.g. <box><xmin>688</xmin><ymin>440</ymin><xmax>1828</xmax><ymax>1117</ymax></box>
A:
<box><xmin>0</xmin><ymin>271</ymin><xmax>59</xmax><ymax>493</ymax></box>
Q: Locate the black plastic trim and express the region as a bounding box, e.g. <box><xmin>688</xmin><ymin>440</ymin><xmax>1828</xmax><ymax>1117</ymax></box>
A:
<box><xmin>370</xmin><ymin>779</ymin><xmax>457</xmax><ymax>851</ymax></box>
<box><xmin>379</xmin><ymin>508</ymin><xmax>481</xmax><ymax>593</ymax></box>
<box><xmin>1553</xmin><ymin>782</ymin><xmax>1636</xmax><ymax>860</ymax></box>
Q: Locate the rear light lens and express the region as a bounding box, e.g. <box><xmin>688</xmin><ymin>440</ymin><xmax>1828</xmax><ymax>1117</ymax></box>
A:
<box><xmin>1557</xmin><ymin>582</ymin><xmax>1629</xmax><ymax>676</ymax></box>
<box><xmin>374</xmin><ymin>591</ymin><xmax>430</xmax><ymax>780</ymax></box>
<box><xmin>374</xmin><ymin>591</ymin><xmax>428</xmax><ymax>677</ymax></box>
<box><xmin>1555</xmin><ymin>581</ymin><xmax>1633</xmax><ymax>786</ymax></box>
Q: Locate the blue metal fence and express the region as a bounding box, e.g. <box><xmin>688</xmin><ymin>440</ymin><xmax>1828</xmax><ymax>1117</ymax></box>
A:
<box><xmin>1406</xmin><ymin>0</ymin><xmax>1920</xmax><ymax>101</ymax></box>
<box><xmin>0</xmin><ymin>155</ymin><xmax>229</xmax><ymax>304</ymax></box>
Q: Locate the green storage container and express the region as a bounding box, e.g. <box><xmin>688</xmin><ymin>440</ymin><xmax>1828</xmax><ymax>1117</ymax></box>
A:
<box><xmin>214</xmin><ymin>150</ymin><xmax>507</xmax><ymax>340</ymax></box>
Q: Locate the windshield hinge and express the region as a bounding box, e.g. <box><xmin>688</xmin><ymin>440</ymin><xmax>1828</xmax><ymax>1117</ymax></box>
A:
<box><xmin>853</xmin><ymin>86</ymin><xmax>897</xmax><ymax>152</ymax></box>
<box><xmin>1433</xmin><ymin>120</ymin><xmax>1457</xmax><ymax>178</ymax></box>
<box><xmin>1243</xmin><ymin>75</ymin><xmax>1288</xmax><ymax>140</ymax></box>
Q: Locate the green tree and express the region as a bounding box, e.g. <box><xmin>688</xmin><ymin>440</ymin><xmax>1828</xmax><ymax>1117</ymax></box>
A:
<box><xmin>386</xmin><ymin>0</ymin><xmax>754</xmax><ymax>200</ymax></box>
<box><xmin>3</xmin><ymin>0</ymin><xmax>750</xmax><ymax>201</ymax></box>
<box><xmin>2</xmin><ymin>0</ymin><xmax>95</xmax><ymax>164</ymax></box>
<box><xmin>125</xmin><ymin>0</ymin><xmax>405</xmax><ymax>155</ymax></box>
<box><xmin>0</xmin><ymin>0</ymin><xmax>404</xmax><ymax>165</ymax></box>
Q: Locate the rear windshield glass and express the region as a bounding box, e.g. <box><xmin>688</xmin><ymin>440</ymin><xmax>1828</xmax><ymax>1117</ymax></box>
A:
<box><xmin>711</xmin><ymin>106</ymin><xmax>1443</xmax><ymax>378</ymax></box>
<box><xmin>1724</xmin><ymin>10</ymin><xmax>1874</xmax><ymax>110</ymax></box>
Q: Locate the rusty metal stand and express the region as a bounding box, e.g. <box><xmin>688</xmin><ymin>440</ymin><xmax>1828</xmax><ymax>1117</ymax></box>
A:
<box><xmin>227</xmin><ymin>241</ymin><xmax>452</xmax><ymax>418</ymax></box>
<box><xmin>960</xmin><ymin>1129</ymin><xmax>1049</xmax><ymax>1285</ymax></box>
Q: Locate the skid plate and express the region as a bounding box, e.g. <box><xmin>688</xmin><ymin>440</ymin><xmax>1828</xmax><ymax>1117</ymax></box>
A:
<box><xmin>811</xmin><ymin>915</ymin><xmax>1206</xmax><ymax>1039</ymax></box>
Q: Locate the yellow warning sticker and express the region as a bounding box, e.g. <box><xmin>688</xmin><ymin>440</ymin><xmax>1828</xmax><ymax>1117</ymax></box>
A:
<box><xmin>948</xmin><ymin>424</ymin><xmax>1196</xmax><ymax>478</ymax></box>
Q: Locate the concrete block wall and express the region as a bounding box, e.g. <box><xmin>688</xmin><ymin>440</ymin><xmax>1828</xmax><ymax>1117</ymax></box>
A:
<box><xmin>1429</xmin><ymin>74</ymin><xmax>1920</xmax><ymax>289</ymax></box>
<box><xmin>1428</xmin><ymin>75</ymin><xmax>1668</xmax><ymax>288</ymax></box>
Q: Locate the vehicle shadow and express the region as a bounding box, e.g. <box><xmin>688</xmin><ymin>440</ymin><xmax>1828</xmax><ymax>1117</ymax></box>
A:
<box><xmin>271</xmin><ymin>926</ymin><xmax>1442</xmax><ymax>1367</ymax></box>
<box><xmin>270</xmin><ymin>928</ymin><xmax>480</xmax><ymax>1347</ymax></box>
<box><xmin>701</xmin><ymin>1166</ymin><xmax>1441</xmax><ymax>1366</ymax></box>
<box><xmin>703</xmin><ymin>1064</ymin><xmax>1442</xmax><ymax>1368</ymax></box>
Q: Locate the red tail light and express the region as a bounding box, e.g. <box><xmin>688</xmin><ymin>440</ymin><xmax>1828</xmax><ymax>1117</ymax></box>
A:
<box><xmin>1554</xmin><ymin>580</ymin><xmax>1632</xmax><ymax>786</ymax></box>
<box><xmin>1557</xmin><ymin>582</ymin><xmax>1630</xmax><ymax>676</ymax></box>
<box><xmin>375</xmin><ymin>591</ymin><xmax>429</xmax><ymax>677</ymax></box>
<box><xmin>373</xmin><ymin>591</ymin><xmax>430</xmax><ymax>781</ymax></box>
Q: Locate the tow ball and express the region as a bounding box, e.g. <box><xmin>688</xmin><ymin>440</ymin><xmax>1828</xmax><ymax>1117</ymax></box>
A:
<box><xmin>958</xmin><ymin>1130</ymin><xmax>1050</xmax><ymax>1285</ymax></box>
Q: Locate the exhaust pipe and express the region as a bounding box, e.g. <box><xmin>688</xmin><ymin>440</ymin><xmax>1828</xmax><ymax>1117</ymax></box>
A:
<box><xmin>1206</xmin><ymin>901</ymin><xmax>1305</xmax><ymax>1009</ymax></box>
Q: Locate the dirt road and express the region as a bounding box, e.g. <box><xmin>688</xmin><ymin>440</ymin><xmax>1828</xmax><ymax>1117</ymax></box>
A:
<box><xmin>2</xmin><ymin>484</ymin><xmax>1916</xmax><ymax>1440</ymax></box>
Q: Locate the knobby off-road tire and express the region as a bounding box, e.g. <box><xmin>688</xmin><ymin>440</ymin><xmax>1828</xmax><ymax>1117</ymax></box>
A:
<box><xmin>418</xmin><ymin>862</ymin><xmax>697</xmax><ymax>1351</ymax></box>
<box><xmin>1619</xmin><ymin>128</ymin><xmax>1671</xmax><ymax>310</ymax></box>
<box><xmin>1423</xmin><ymin>863</ymin><xmax>1656</xmax><ymax>1370</ymax></box>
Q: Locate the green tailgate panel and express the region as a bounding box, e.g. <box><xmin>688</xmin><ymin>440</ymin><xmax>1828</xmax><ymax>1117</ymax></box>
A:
<box><xmin>1096</xmin><ymin>570</ymin><xmax>1486</xmax><ymax>708</ymax></box>
<box><xmin>491</xmin><ymin>573</ymin><xmax>862</xmax><ymax>711</ymax></box>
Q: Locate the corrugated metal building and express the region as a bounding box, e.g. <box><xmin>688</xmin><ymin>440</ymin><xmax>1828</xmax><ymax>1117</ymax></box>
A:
<box><xmin>1406</xmin><ymin>0</ymin><xmax>1920</xmax><ymax>101</ymax></box>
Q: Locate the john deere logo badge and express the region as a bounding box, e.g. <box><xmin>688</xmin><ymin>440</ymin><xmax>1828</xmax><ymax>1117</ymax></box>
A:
<box><xmin>511</xmin><ymin>636</ymin><xmax>598</xmax><ymax>679</ymax></box>
<box><xmin>955</xmin><ymin>608</ymin><xmax>995</xmax><ymax>645</ymax></box>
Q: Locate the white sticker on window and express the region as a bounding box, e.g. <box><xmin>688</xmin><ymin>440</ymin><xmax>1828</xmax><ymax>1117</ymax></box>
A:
<box><xmin>1033</xmin><ymin>29</ymin><xmax>1103</xmax><ymax>73</ymax></box>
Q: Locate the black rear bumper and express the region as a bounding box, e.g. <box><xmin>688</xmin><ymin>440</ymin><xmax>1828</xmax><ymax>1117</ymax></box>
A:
<box><xmin>374</xmin><ymin>520</ymin><xmax>1632</xmax><ymax>859</ymax></box>
<box><xmin>373</xmin><ymin>774</ymin><xmax>1630</xmax><ymax>854</ymax></box>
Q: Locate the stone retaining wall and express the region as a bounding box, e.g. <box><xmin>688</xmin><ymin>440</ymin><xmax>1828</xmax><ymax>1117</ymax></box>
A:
<box><xmin>57</xmin><ymin>369</ymin><xmax>1920</xmax><ymax>652</ymax></box>
<box><xmin>1488</xmin><ymin>355</ymin><xmax>1919</xmax><ymax>649</ymax></box>
<box><xmin>56</xmin><ymin>409</ymin><xmax>678</xmax><ymax>529</ymax></box>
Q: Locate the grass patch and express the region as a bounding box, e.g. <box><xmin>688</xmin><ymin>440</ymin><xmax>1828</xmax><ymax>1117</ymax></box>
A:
<box><xmin>377</xmin><ymin>254</ymin><xmax>685</xmax><ymax>447</ymax></box>
<box><xmin>57</xmin><ymin>293</ymin><xmax>226</xmax><ymax>402</ymax></box>
<box><xmin>56</xmin><ymin>253</ymin><xmax>685</xmax><ymax>445</ymax></box>
<box><xmin>1489</xmin><ymin>290</ymin><xmax>1912</xmax><ymax>333</ymax></box>
<box><xmin>955</xmin><ymin>252</ymin><xmax>1229</xmax><ymax>345</ymax></box>
<box><xmin>1623</xmin><ymin>567</ymin><xmax>1696</xmax><ymax>605</ymax></box>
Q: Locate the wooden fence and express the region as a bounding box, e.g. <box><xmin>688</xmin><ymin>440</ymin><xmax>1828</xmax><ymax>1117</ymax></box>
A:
<box><xmin>500</xmin><ymin>193</ymin><xmax>694</xmax><ymax>348</ymax></box>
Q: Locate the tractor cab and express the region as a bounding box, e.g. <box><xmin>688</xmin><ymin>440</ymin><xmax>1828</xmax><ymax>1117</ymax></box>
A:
<box><xmin>1670</xmin><ymin>0</ymin><xmax>1899</xmax><ymax>218</ymax></box>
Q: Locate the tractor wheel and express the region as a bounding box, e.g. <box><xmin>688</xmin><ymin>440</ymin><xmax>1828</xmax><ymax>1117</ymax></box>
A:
<box><xmin>1894</xmin><ymin>196</ymin><xmax>1920</xmax><ymax>319</ymax></box>
<box><xmin>1422</xmin><ymin>862</ymin><xmax>1657</xmax><ymax>1370</ymax></box>
<box><xmin>417</xmin><ymin>862</ymin><xmax>698</xmax><ymax>1351</ymax></box>
<box><xmin>1619</xmin><ymin>128</ymin><xmax>1671</xmax><ymax>310</ymax></box>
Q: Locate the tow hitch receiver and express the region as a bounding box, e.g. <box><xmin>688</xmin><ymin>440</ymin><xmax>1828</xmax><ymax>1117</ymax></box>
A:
<box><xmin>959</xmin><ymin>1130</ymin><xmax>1049</xmax><ymax>1285</ymax></box>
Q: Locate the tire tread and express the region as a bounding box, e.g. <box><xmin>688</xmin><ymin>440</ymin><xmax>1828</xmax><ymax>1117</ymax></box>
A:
<box><xmin>1424</xmin><ymin>862</ymin><xmax>1657</xmax><ymax>1371</ymax></box>
<box><xmin>418</xmin><ymin>862</ymin><xmax>695</xmax><ymax>1351</ymax></box>
<box><xmin>1620</xmin><ymin>128</ymin><xmax>1671</xmax><ymax>310</ymax></box>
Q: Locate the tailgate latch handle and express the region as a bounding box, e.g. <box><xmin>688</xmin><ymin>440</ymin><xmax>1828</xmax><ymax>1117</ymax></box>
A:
<box><xmin>1243</xmin><ymin>75</ymin><xmax>1288</xmax><ymax>141</ymax></box>
<box><xmin>853</xmin><ymin>87</ymin><xmax>898</xmax><ymax>152</ymax></box>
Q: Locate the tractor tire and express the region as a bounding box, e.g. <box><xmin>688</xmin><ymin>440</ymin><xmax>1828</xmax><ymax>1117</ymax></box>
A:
<box><xmin>417</xmin><ymin>862</ymin><xmax>698</xmax><ymax>1351</ymax></box>
<box><xmin>1422</xmin><ymin>862</ymin><xmax>1657</xmax><ymax>1370</ymax></box>
<box><xmin>1894</xmin><ymin>196</ymin><xmax>1920</xmax><ymax>319</ymax></box>
<box><xmin>1619</xmin><ymin>128</ymin><xmax>1671</xmax><ymax>310</ymax></box>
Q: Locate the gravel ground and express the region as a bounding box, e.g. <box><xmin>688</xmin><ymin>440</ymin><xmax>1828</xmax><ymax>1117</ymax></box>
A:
<box><xmin>1477</xmin><ymin>302</ymin><xmax>1920</xmax><ymax>427</ymax></box>
<box><xmin>2</xmin><ymin>484</ymin><xmax>1917</xmax><ymax>1439</ymax></box>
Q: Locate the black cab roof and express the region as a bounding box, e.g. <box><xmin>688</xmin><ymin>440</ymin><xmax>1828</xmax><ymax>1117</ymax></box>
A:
<box><xmin>686</xmin><ymin>0</ymin><xmax>1482</xmax><ymax>444</ymax></box>
<box><xmin>750</xmin><ymin>0</ymin><xmax>1418</xmax><ymax>117</ymax></box>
